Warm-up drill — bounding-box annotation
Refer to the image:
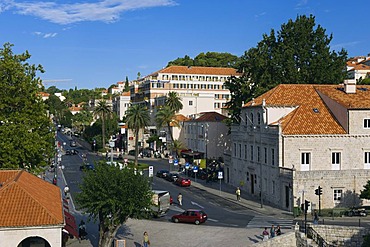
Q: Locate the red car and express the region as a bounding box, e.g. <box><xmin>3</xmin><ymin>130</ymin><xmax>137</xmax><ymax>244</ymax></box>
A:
<box><xmin>174</xmin><ymin>177</ymin><xmax>191</xmax><ymax>187</ymax></box>
<box><xmin>172</xmin><ymin>209</ymin><xmax>208</xmax><ymax>225</ymax></box>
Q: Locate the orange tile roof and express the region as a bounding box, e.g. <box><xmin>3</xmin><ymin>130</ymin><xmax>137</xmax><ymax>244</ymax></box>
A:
<box><xmin>121</xmin><ymin>91</ymin><xmax>130</xmax><ymax>96</ymax></box>
<box><xmin>348</xmin><ymin>63</ymin><xmax>370</xmax><ymax>71</ymax></box>
<box><xmin>244</xmin><ymin>84</ymin><xmax>350</xmax><ymax>135</ymax></box>
<box><xmin>194</xmin><ymin>112</ymin><xmax>227</xmax><ymax>122</ymax></box>
<box><xmin>153</xmin><ymin>66</ymin><xmax>241</xmax><ymax>76</ymax></box>
<box><xmin>0</xmin><ymin>170</ymin><xmax>63</xmax><ymax>228</ymax></box>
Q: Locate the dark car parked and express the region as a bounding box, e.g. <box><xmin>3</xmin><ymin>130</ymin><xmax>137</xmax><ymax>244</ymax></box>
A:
<box><xmin>166</xmin><ymin>172</ymin><xmax>180</xmax><ymax>182</ymax></box>
<box><xmin>65</xmin><ymin>149</ymin><xmax>78</xmax><ymax>155</ymax></box>
<box><xmin>156</xmin><ymin>169</ymin><xmax>170</xmax><ymax>178</ymax></box>
<box><xmin>172</xmin><ymin>209</ymin><xmax>207</xmax><ymax>225</ymax></box>
<box><xmin>79</xmin><ymin>163</ymin><xmax>95</xmax><ymax>171</ymax></box>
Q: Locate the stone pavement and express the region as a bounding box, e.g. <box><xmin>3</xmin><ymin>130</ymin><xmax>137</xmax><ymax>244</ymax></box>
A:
<box><xmin>47</xmin><ymin>149</ymin><xmax>294</xmax><ymax>247</ymax></box>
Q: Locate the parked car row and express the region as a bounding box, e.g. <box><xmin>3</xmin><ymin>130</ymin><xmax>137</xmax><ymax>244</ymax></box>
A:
<box><xmin>156</xmin><ymin>169</ymin><xmax>191</xmax><ymax>187</ymax></box>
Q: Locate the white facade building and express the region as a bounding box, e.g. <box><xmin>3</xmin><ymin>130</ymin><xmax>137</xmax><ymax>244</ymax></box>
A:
<box><xmin>227</xmin><ymin>80</ymin><xmax>370</xmax><ymax>211</ymax></box>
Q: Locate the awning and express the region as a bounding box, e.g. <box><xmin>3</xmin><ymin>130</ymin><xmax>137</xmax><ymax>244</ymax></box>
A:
<box><xmin>64</xmin><ymin>210</ymin><xmax>79</xmax><ymax>239</ymax></box>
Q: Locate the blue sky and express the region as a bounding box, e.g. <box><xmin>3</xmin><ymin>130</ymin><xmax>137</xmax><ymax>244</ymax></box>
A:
<box><xmin>1</xmin><ymin>0</ymin><xmax>369</xmax><ymax>90</ymax></box>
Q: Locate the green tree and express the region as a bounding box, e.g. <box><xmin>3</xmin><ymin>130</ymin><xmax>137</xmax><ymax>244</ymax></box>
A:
<box><xmin>165</xmin><ymin>91</ymin><xmax>183</xmax><ymax>113</ymax></box>
<box><xmin>93</xmin><ymin>100</ymin><xmax>112</xmax><ymax>149</ymax></box>
<box><xmin>124</xmin><ymin>76</ymin><xmax>130</xmax><ymax>92</ymax></box>
<box><xmin>126</xmin><ymin>104</ymin><xmax>150</xmax><ymax>166</ymax></box>
<box><xmin>0</xmin><ymin>43</ymin><xmax>54</xmax><ymax>171</ymax></box>
<box><xmin>75</xmin><ymin>163</ymin><xmax>153</xmax><ymax>247</ymax></box>
<box><xmin>225</xmin><ymin>14</ymin><xmax>348</xmax><ymax>123</ymax></box>
<box><xmin>169</xmin><ymin>139</ymin><xmax>186</xmax><ymax>158</ymax></box>
<box><xmin>72</xmin><ymin>110</ymin><xmax>93</xmax><ymax>134</ymax></box>
<box><xmin>155</xmin><ymin>106</ymin><xmax>179</xmax><ymax>145</ymax></box>
<box><xmin>360</xmin><ymin>180</ymin><xmax>370</xmax><ymax>200</ymax></box>
<box><xmin>167</xmin><ymin>52</ymin><xmax>240</xmax><ymax>68</ymax></box>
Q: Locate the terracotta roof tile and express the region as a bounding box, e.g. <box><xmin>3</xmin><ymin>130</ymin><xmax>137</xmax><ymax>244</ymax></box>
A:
<box><xmin>194</xmin><ymin>112</ymin><xmax>227</xmax><ymax>122</ymax></box>
<box><xmin>348</xmin><ymin>64</ymin><xmax>370</xmax><ymax>71</ymax></box>
<box><xmin>243</xmin><ymin>84</ymin><xmax>347</xmax><ymax>135</ymax></box>
<box><xmin>0</xmin><ymin>170</ymin><xmax>63</xmax><ymax>228</ymax></box>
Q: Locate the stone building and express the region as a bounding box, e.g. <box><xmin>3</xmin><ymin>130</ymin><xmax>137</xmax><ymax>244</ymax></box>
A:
<box><xmin>227</xmin><ymin>80</ymin><xmax>370</xmax><ymax>211</ymax></box>
<box><xmin>0</xmin><ymin>170</ymin><xmax>67</xmax><ymax>247</ymax></box>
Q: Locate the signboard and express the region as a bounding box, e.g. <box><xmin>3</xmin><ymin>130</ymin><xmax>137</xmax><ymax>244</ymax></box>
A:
<box><xmin>169</xmin><ymin>159</ymin><xmax>173</xmax><ymax>164</ymax></box>
<box><xmin>193</xmin><ymin>166</ymin><xmax>198</xmax><ymax>173</ymax></box>
<box><xmin>149</xmin><ymin>166</ymin><xmax>154</xmax><ymax>177</ymax></box>
<box><xmin>185</xmin><ymin>162</ymin><xmax>190</xmax><ymax>169</ymax></box>
<box><xmin>218</xmin><ymin>171</ymin><xmax>223</xmax><ymax>179</ymax></box>
<box><xmin>174</xmin><ymin>159</ymin><xmax>178</xmax><ymax>166</ymax></box>
<box><xmin>115</xmin><ymin>239</ymin><xmax>126</xmax><ymax>247</ymax></box>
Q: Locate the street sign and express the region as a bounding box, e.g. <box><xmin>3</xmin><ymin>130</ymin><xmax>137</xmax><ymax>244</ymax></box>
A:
<box><xmin>174</xmin><ymin>159</ymin><xmax>178</xmax><ymax>166</ymax></box>
<box><xmin>218</xmin><ymin>171</ymin><xmax>223</xmax><ymax>179</ymax></box>
<box><xmin>169</xmin><ymin>159</ymin><xmax>173</xmax><ymax>164</ymax></box>
<box><xmin>193</xmin><ymin>166</ymin><xmax>198</xmax><ymax>173</ymax></box>
<box><xmin>185</xmin><ymin>162</ymin><xmax>190</xmax><ymax>169</ymax></box>
<box><xmin>149</xmin><ymin>166</ymin><xmax>154</xmax><ymax>177</ymax></box>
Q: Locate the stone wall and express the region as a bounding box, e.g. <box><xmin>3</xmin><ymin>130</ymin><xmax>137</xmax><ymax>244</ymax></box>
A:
<box><xmin>309</xmin><ymin>224</ymin><xmax>370</xmax><ymax>247</ymax></box>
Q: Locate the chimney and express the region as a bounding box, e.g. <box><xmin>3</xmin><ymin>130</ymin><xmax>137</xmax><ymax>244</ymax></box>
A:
<box><xmin>344</xmin><ymin>79</ymin><xmax>356</xmax><ymax>94</ymax></box>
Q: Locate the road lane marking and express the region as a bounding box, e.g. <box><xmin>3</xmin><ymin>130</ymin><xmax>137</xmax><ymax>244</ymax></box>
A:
<box><xmin>191</xmin><ymin>201</ymin><xmax>204</xmax><ymax>208</ymax></box>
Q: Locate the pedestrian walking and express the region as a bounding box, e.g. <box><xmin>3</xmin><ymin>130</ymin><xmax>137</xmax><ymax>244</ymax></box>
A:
<box><xmin>270</xmin><ymin>225</ymin><xmax>275</xmax><ymax>238</ymax></box>
<box><xmin>275</xmin><ymin>225</ymin><xmax>281</xmax><ymax>236</ymax></box>
<box><xmin>177</xmin><ymin>193</ymin><xmax>183</xmax><ymax>206</ymax></box>
<box><xmin>262</xmin><ymin>227</ymin><xmax>269</xmax><ymax>241</ymax></box>
<box><xmin>64</xmin><ymin>185</ymin><xmax>70</xmax><ymax>197</ymax></box>
<box><xmin>142</xmin><ymin>231</ymin><xmax>150</xmax><ymax>247</ymax></box>
<box><xmin>313</xmin><ymin>210</ymin><xmax>319</xmax><ymax>225</ymax></box>
<box><xmin>236</xmin><ymin>187</ymin><xmax>241</xmax><ymax>201</ymax></box>
<box><xmin>78</xmin><ymin>220</ymin><xmax>87</xmax><ymax>241</ymax></box>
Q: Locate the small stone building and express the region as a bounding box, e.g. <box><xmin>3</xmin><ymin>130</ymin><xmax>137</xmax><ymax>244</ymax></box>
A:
<box><xmin>0</xmin><ymin>170</ymin><xmax>64</xmax><ymax>247</ymax></box>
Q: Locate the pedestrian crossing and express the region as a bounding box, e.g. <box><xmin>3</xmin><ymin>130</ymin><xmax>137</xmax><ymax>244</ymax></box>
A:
<box><xmin>246</xmin><ymin>216</ymin><xmax>293</xmax><ymax>229</ymax></box>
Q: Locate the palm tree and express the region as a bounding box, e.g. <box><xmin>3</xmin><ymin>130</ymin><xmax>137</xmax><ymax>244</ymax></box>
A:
<box><xmin>169</xmin><ymin>139</ymin><xmax>186</xmax><ymax>159</ymax></box>
<box><xmin>155</xmin><ymin>105</ymin><xmax>179</xmax><ymax>144</ymax></box>
<box><xmin>93</xmin><ymin>100</ymin><xmax>112</xmax><ymax>149</ymax></box>
<box><xmin>126</xmin><ymin>104</ymin><xmax>150</xmax><ymax>166</ymax></box>
<box><xmin>166</xmin><ymin>91</ymin><xmax>183</xmax><ymax>113</ymax></box>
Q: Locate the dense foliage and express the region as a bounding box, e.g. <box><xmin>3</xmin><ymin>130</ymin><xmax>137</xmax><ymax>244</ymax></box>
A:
<box><xmin>225</xmin><ymin>15</ymin><xmax>348</xmax><ymax>123</ymax></box>
<box><xmin>76</xmin><ymin>163</ymin><xmax>153</xmax><ymax>247</ymax></box>
<box><xmin>0</xmin><ymin>43</ymin><xmax>54</xmax><ymax>171</ymax></box>
<box><xmin>167</xmin><ymin>52</ymin><xmax>240</xmax><ymax>68</ymax></box>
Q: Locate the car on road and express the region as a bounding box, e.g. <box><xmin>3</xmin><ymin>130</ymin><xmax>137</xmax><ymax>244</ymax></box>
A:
<box><xmin>345</xmin><ymin>207</ymin><xmax>367</xmax><ymax>217</ymax></box>
<box><xmin>79</xmin><ymin>163</ymin><xmax>95</xmax><ymax>171</ymax></box>
<box><xmin>70</xmin><ymin>141</ymin><xmax>77</xmax><ymax>147</ymax></box>
<box><xmin>65</xmin><ymin>149</ymin><xmax>78</xmax><ymax>155</ymax></box>
<box><xmin>166</xmin><ymin>172</ymin><xmax>180</xmax><ymax>182</ymax></box>
<box><xmin>172</xmin><ymin>209</ymin><xmax>207</xmax><ymax>225</ymax></box>
<box><xmin>156</xmin><ymin>169</ymin><xmax>170</xmax><ymax>178</ymax></box>
<box><xmin>174</xmin><ymin>177</ymin><xmax>191</xmax><ymax>187</ymax></box>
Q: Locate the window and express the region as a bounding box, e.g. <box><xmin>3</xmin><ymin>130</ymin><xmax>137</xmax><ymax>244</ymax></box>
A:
<box><xmin>234</xmin><ymin>143</ymin><xmax>237</xmax><ymax>157</ymax></box>
<box><xmin>239</xmin><ymin>144</ymin><xmax>242</xmax><ymax>158</ymax></box>
<box><xmin>257</xmin><ymin>146</ymin><xmax>260</xmax><ymax>162</ymax></box>
<box><xmin>272</xmin><ymin>180</ymin><xmax>275</xmax><ymax>195</ymax></box>
<box><xmin>244</xmin><ymin>145</ymin><xmax>247</xmax><ymax>159</ymax></box>
<box><xmin>331</xmin><ymin>152</ymin><xmax>341</xmax><ymax>170</ymax></box>
<box><xmin>214</xmin><ymin>103</ymin><xmax>220</xmax><ymax>108</ymax></box>
<box><xmin>264</xmin><ymin>147</ymin><xmax>267</xmax><ymax>164</ymax></box>
<box><xmin>250</xmin><ymin>145</ymin><xmax>254</xmax><ymax>161</ymax></box>
<box><xmin>333</xmin><ymin>189</ymin><xmax>343</xmax><ymax>201</ymax></box>
<box><xmin>271</xmin><ymin>148</ymin><xmax>275</xmax><ymax>166</ymax></box>
<box><xmin>250</xmin><ymin>113</ymin><xmax>254</xmax><ymax>125</ymax></box>
<box><xmin>257</xmin><ymin>112</ymin><xmax>261</xmax><ymax>125</ymax></box>
<box><xmin>301</xmin><ymin>152</ymin><xmax>310</xmax><ymax>171</ymax></box>
<box><xmin>365</xmin><ymin>152</ymin><xmax>370</xmax><ymax>169</ymax></box>
<box><xmin>364</xmin><ymin>119</ymin><xmax>370</xmax><ymax>128</ymax></box>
